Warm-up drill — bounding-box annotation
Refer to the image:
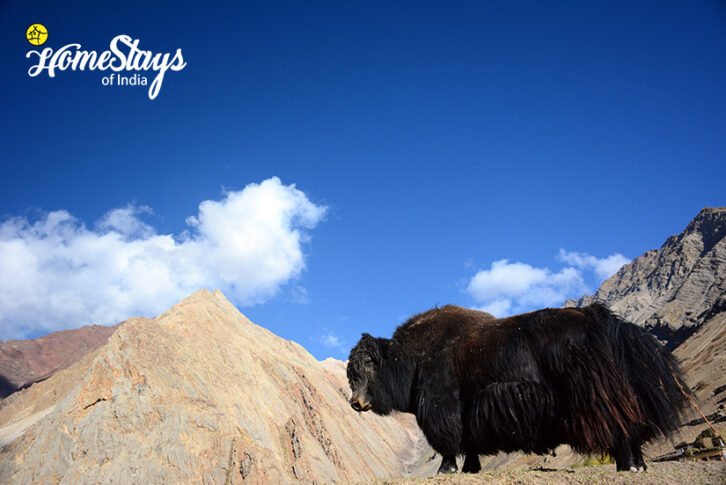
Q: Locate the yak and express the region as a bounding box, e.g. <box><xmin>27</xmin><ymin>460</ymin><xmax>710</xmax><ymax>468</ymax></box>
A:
<box><xmin>346</xmin><ymin>304</ymin><xmax>691</xmax><ymax>474</ymax></box>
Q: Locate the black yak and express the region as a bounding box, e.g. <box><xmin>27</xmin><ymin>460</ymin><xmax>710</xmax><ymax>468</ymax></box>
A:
<box><xmin>346</xmin><ymin>304</ymin><xmax>691</xmax><ymax>473</ymax></box>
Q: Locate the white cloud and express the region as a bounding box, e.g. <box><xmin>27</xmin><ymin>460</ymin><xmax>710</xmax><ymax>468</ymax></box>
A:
<box><xmin>322</xmin><ymin>333</ymin><xmax>343</xmax><ymax>348</ymax></box>
<box><xmin>288</xmin><ymin>285</ymin><xmax>310</xmax><ymax>304</ymax></box>
<box><xmin>97</xmin><ymin>205</ymin><xmax>155</xmax><ymax>238</ymax></box>
<box><xmin>476</xmin><ymin>299</ymin><xmax>513</xmax><ymax>317</ymax></box>
<box><xmin>557</xmin><ymin>249</ymin><xmax>630</xmax><ymax>281</ymax></box>
<box><xmin>0</xmin><ymin>177</ymin><xmax>326</xmax><ymax>340</ymax></box>
<box><xmin>319</xmin><ymin>330</ymin><xmax>347</xmax><ymax>357</ymax></box>
<box><xmin>466</xmin><ymin>260</ymin><xmax>587</xmax><ymax>317</ymax></box>
<box><xmin>465</xmin><ymin>250</ymin><xmax>629</xmax><ymax>318</ymax></box>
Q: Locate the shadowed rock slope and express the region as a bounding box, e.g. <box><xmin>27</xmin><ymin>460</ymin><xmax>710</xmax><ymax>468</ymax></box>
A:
<box><xmin>0</xmin><ymin>324</ymin><xmax>119</xmax><ymax>398</ymax></box>
<box><xmin>0</xmin><ymin>290</ymin><xmax>421</xmax><ymax>484</ymax></box>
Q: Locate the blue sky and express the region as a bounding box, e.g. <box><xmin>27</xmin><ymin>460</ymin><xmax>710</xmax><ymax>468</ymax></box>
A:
<box><xmin>0</xmin><ymin>1</ymin><xmax>724</xmax><ymax>358</ymax></box>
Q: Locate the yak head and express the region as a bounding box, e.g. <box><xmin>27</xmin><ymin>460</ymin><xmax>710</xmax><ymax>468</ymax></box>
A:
<box><xmin>347</xmin><ymin>333</ymin><xmax>381</xmax><ymax>413</ymax></box>
<box><xmin>347</xmin><ymin>333</ymin><xmax>411</xmax><ymax>416</ymax></box>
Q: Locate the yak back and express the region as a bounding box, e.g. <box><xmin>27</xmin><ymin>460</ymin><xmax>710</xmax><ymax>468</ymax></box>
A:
<box><xmin>392</xmin><ymin>305</ymin><xmax>600</xmax><ymax>382</ymax></box>
<box><xmin>455</xmin><ymin>307</ymin><xmax>607</xmax><ymax>382</ymax></box>
<box><xmin>391</xmin><ymin>305</ymin><xmax>496</xmax><ymax>354</ymax></box>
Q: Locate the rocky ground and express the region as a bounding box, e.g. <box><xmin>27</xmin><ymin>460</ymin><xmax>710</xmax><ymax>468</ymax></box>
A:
<box><xmin>366</xmin><ymin>462</ymin><xmax>726</xmax><ymax>485</ymax></box>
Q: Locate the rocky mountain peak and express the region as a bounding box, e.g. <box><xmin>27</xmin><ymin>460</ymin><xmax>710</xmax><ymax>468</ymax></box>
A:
<box><xmin>679</xmin><ymin>207</ymin><xmax>726</xmax><ymax>256</ymax></box>
<box><xmin>154</xmin><ymin>288</ymin><xmax>245</xmax><ymax>328</ymax></box>
<box><xmin>567</xmin><ymin>207</ymin><xmax>725</xmax><ymax>348</ymax></box>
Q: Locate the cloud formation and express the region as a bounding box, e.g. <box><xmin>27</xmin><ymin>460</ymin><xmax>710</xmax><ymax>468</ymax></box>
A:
<box><xmin>0</xmin><ymin>177</ymin><xmax>326</xmax><ymax>339</ymax></box>
<box><xmin>319</xmin><ymin>329</ymin><xmax>347</xmax><ymax>357</ymax></box>
<box><xmin>466</xmin><ymin>250</ymin><xmax>629</xmax><ymax>317</ymax></box>
<box><xmin>557</xmin><ymin>249</ymin><xmax>630</xmax><ymax>281</ymax></box>
<box><xmin>321</xmin><ymin>332</ymin><xmax>344</xmax><ymax>349</ymax></box>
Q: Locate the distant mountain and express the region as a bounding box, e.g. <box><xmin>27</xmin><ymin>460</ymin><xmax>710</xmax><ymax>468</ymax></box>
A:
<box><xmin>566</xmin><ymin>207</ymin><xmax>726</xmax><ymax>348</ymax></box>
<box><xmin>0</xmin><ymin>323</ymin><xmax>119</xmax><ymax>398</ymax></box>
<box><xmin>0</xmin><ymin>290</ymin><xmax>421</xmax><ymax>484</ymax></box>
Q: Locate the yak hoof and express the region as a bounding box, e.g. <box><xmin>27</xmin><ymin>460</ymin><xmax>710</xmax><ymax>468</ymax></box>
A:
<box><xmin>437</xmin><ymin>456</ymin><xmax>458</xmax><ymax>474</ymax></box>
<box><xmin>438</xmin><ymin>464</ymin><xmax>457</xmax><ymax>474</ymax></box>
<box><xmin>629</xmin><ymin>466</ymin><xmax>639</xmax><ymax>473</ymax></box>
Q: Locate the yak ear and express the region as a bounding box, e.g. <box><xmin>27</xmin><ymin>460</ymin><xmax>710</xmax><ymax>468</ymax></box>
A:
<box><xmin>374</xmin><ymin>337</ymin><xmax>394</xmax><ymax>363</ymax></box>
<box><xmin>358</xmin><ymin>333</ymin><xmax>387</xmax><ymax>364</ymax></box>
<box><xmin>366</xmin><ymin>337</ymin><xmax>384</xmax><ymax>365</ymax></box>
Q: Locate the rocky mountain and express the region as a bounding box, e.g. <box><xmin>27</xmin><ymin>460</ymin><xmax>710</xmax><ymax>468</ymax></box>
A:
<box><xmin>566</xmin><ymin>207</ymin><xmax>726</xmax><ymax>348</ymax></box>
<box><xmin>0</xmin><ymin>324</ymin><xmax>119</xmax><ymax>398</ymax></box>
<box><xmin>0</xmin><ymin>290</ymin><xmax>422</xmax><ymax>484</ymax></box>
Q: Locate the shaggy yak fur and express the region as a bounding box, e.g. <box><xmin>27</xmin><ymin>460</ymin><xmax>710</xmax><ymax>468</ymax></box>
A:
<box><xmin>346</xmin><ymin>304</ymin><xmax>691</xmax><ymax>474</ymax></box>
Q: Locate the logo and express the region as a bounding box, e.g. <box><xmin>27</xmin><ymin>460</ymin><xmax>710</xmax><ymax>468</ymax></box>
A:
<box><xmin>26</xmin><ymin>23</ymin><xmax>48</xmax><ymax>46</ymax></box>
<box><xmin>25</xmin><ymin>30</ymin><xmax>187</xmax><ymax>100</ymax></box>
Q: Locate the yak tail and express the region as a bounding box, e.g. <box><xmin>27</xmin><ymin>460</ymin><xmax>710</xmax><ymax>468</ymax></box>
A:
<box><xmin>587</xmin><ymin>303</ymin><xmax>692</xmax><ymax>439</ymax></box>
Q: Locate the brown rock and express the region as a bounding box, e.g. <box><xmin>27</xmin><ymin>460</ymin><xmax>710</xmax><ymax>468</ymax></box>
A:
<box><xmin>0</xmin><ymin>323</ymin><xmax>119</xmax><ymax>398</ymax></box>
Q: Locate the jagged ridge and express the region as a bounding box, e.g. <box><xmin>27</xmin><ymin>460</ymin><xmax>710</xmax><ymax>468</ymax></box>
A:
<box><xmin>566</xmin><ymin>207</ymin><xmax>726</xmax><ymax>347</ymax></box>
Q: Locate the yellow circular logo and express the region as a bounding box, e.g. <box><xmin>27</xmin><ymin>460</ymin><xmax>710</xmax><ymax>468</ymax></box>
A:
<box><xmin>26</xmin><ymin>24</ymin><xmax>48</xmax><ymax>46</ymax></box>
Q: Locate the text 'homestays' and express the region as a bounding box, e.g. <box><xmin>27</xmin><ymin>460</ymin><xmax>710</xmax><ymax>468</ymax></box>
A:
<box><xmin>26</xmin><ymin>34</ymin><xmax>187</xmax><ymax>100</ymax></box>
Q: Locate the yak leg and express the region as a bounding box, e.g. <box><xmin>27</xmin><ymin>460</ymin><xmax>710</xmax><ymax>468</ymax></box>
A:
<box><xmin>420</xmin><ymin>397</ymin><xmax>461</xmax><ymax>474</ymax></box>
<box><xmin>438</xmin><ymin>454</ymin><xmax>458</xmax><ymax>474</ymax></box>
<box><xmin>611</xmin><ymin>440</ymin><xmax>637</xmax><ymax>472</ymax></box>
<box><xmin>415</xmin><ymin>365</ymin><xmax>462</xmax><ymax>474</ymax></box>
<box><xmin>461</xmin><ymin>451</ymin><xmax>481</xmax><ymax>473</ymax></box>
<box><xmin>630</xmin><ymin>442</ymin><xmax>646</xmax><ymax>472</ymax></box>
<box><xmin>460</xmin><ymin>416</ymin><xmax>480</xmax><ymax>473</ymax></box>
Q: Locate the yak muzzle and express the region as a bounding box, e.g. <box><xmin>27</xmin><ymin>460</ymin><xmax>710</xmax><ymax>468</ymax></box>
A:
<box><xmin>350</xmin><ymin>396</ymin><xmax>373</xmax><ymax>412</ymax></box>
